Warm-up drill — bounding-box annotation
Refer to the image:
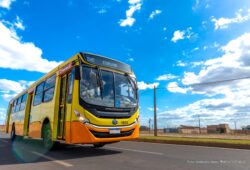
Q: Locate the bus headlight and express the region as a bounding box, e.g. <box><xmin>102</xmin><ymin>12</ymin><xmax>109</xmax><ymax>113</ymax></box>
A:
<box><xmin>74</xmin><ymin>110</ymin><xmax>90</xmax><ymax>124</ymax></box>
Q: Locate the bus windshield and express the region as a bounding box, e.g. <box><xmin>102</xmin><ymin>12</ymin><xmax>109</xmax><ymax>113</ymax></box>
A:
<box><xmin>80</xmin><ymin>66</ymin><xmax>137</xmax><ymax>108</ymax></box>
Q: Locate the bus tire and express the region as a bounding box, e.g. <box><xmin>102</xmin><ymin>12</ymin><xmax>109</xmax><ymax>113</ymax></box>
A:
<box><xmin>42</xmin><ymin>123</ymin><xmax>54</xmax><ymax>150</ymax></box>
<box><xmin>93</xmin><ymin>143</ymin><xmax>105</xmax><ymax>148</ymax></box>
<box><xmin>10</xmin><ymin>124</ymin><xmax>16</xmax><ymax>142</ymax></box>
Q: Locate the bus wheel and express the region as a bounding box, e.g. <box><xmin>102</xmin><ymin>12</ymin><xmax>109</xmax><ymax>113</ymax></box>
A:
<box><xmin>93</xmin><ymin>143</ymin><xmax>105</xmax><ymax>148</ymax></box>
<box><xmin>10</xmin><ymin>125</ymin><xmax>16</xmax><ymax>142</ymax></box>
<box><xmin>42</xmin><ymin>123</ymin><xmax>54</xmax><ymax>149</ymax></box>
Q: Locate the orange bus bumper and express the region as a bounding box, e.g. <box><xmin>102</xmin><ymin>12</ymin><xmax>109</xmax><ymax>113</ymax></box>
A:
<box><xmin>67</xmin><ymin>121</ymin><xmax>139</xmax><ymax>144</ymax></box>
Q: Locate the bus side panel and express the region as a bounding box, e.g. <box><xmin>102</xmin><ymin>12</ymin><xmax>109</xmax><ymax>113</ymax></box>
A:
<box><xmin>64</xmin><ymin>104</ymin><xmax>72</xmax><ymax>143</ymax></box>
<box><xmin>28</xmin><ymin>105</ymin><xmax>41</xmax><ymax>138</ymax></box>
<box><xmin>41</xmin><ymin>101</ymin><xmax>55</xmax><ymax>136</ymax></box>
<box><xmin>11</xmin><ymin>110</ymin><xmax>25</xmax><ymax>136</ymax></box>
<box><xmin>5</xmin><ymin>103</ymin><xmax>11</xmax><ymax>133</ymax></box>
<box><xmin>70</xmin><ymin>122</ymin><xmax>93</xmax><ymax>144</ymax></box>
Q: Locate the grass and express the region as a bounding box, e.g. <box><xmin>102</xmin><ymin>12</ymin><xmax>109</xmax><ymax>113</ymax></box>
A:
<box><xmin>139</xmin><ymin>136</ymin><xmax>250</xmax><ymax>145</ymax></box>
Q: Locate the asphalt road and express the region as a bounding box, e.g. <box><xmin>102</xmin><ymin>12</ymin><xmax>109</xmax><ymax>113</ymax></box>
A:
<box><xmin>0</xmin><ymin>132</ymin><xmax>250</xmax><ymax>170</ymax></box>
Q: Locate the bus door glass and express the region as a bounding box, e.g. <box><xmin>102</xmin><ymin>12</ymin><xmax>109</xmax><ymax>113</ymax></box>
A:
<box><xmin>58</xmin><ymin>74</ymin><xmax>68</xmax><ymax>139</ymax></box>
<box><xmin>27</xmin><ymin>92</ymin><xmax>33</xmax><ymax>134</ymax></box>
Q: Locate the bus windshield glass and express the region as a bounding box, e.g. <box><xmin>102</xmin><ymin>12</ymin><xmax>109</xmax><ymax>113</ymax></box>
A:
<box><xmin>80</xmin><ymin>66</ymin><xmax>137</xmax><ymax>108</ymax></box>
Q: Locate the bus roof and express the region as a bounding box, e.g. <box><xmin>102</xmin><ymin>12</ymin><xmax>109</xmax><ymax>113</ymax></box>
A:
<box><xmin>81</xmin><ymin>52</ymin><xmax>132</xmax><ymax>73</ymax></box>
<box><xmin>9</xmin><ymin>52</ymin><xmax>133</xmax><ymax>103</ymax></box>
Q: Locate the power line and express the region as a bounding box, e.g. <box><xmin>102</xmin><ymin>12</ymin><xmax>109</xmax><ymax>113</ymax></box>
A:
<box><xmin>139</xmin><ymin>75</ymin><xmax>250</xmax><ymax>94</ymax></box>
<box><xmin>183</xmin><ymin>76</ymin><xmax>250</xmax><ymax>87</ymax></box>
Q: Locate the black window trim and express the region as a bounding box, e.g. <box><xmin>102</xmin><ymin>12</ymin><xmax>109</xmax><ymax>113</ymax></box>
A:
<box><xmin>79</xmin><ymin>65</ymin><xmax>139</xmax><ymax>113</ymax></box>
<box><xmin>67</xmin><ymin>68</ymin><xmax>75</xmax><ymax>104</ymax></box>
<box><xmin>43</xmin><ymin>74</ymin><xmax>56</xmax><ymax>103</ymax></box>
<box><xmin>33</xmin><ymin>74</ymin><xmax>56</xmax><ymax>106</ymax></box>
<box><xmin>19</xmin><ymin>93</ymin><xmax>28</xmax><ymax>111</ymax></box>
<box><xmin>33</xmin><ymin>81</ymin><xmax>45</xmax><ymax>106</ymax></box>
<box><xmin>43</xmin><ymin>87</ymin><xmax>55</xmax><ymax>103</ymax></box>
<box><xmin>15</xmin><ymin>96</ymin><xmax>22</xmax><ymax>112</ymax></box>
<box><xmin>12</xmin><ymin>92</ymin><xmax>28</xmax><ymax>113</ymax></box>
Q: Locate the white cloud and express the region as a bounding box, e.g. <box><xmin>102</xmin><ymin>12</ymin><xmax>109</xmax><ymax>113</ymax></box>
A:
<box><xmin>137</xmin><ymin>81</ymin><xmax>159</xmax><ymax>90</ymax></box>
<box><xmin>211</xmin><ymin>8</ymin><xmax>250</xmax><ymax>30</ymax></box>
<box><xmin>98</xmin><ymin>9</ymin><xmax>107</xmax><ymax>14</ymax></box>
<box><xmin>149</xmin><ymin>9</ymin><xmax>162</xmax><ymax>20</ymax></box>
<box><xmin>0</xmin><ymin>79</ymin><xmax>25</xmax><ymax>93</ymax></box>
<box><xmin>157</xmin><ymin>96</ymin><xmax>250</xmax><ymax>128</ymax></box>
<box><xmin>191</xmin><ymin>47</ymin><xmax>199</xmax><ymax>52</ymax></box>
<box><xmin>119</xmin><ymin>0</ymin><xmax>142</xmax><ymax>27</ymax></box>
<box><xmin>0</xmin><ymin>108</ymin><xmax>6</xmax><ymax>124</ymax></box>
<box><xmin>171</xmin><ymin>30</ymin><xmax>185</xmax><ymax>43</ymax></box>
<box><xmin>156</xmin><ymin>74</ymin><xmax>178</xmax><ymax>81</ymax></box>
<box><xmin>147</xmin><ymin>107</ymin><xmax>159</xmax><ymax>111</ymax></box>
<box><xmin>0</xmin><ymin>21</ymin><xmax>63</xmax><ymax>73</ymax></box>
<box><xmin>1</xmin><ymin>15</ymin><xmax>25</xmax><ymax>31</ymax></box>
<box><xmin>182</xmin><ymin>32</ymin><xmax>250</xmax><ymax>96</ymax></box>
<box><xmin>192</xmin><ymin>0</ymin><xmax>210</xmax><ymax>11</ymax></box>
<box><xmin>162</xmin><ymin>32</ymin><xmax>250</xmax><ymax>128</ymax></box>
<box><xmin>13</xmin><ymin>16</ymin><xmax>25</xmax><ymax>30</ymax></box>
<box><xmin>191</xmin><ymin>61</ymin><xmax>204</xmax><ymax>67</ymax></box>
<box><xmin>0</xmin><ymin>79</ymin><xmax>34</xmax><ymax>101</ymax></box>
<box><xmin>128</xmin><ymin>57</ymin><xmax>134</xmax><ymax>62</ymax></box>
<box><xmin>176</xmin><ymin>60</ymin><xmax>187</xmax><ymax>67</ymax></box>
<box><xmin>120</xmin><ymin>17</ymin><xmax>135</xmax><ymax>27</ymax></box>
<box><xmin>192</xmin><ymin>0</ymin><xmax>200</xmax><ymax>11</ymax></box>
<box><xmin>167</xmin><ymin>82</ymin><xmax>188</xmax><ymax>94</ymax></box>
<box><xmin>0</xmin><ymin>0</ymin><xmax>15</xmax><ymax>9</ymax></box>
<box><xmin>128</xmin><ymin>0</ymin><xmax>141</xmax><ymax>4</ymax></box>
<box><xmin>202</xmin><ymin>42</ymin><xmax>220</xmax><ymax>51</ymax></box>
<box><xmin>171</xmin><ymin>27</ymin><xmax>196</xmax><ymax>43</ymax></box>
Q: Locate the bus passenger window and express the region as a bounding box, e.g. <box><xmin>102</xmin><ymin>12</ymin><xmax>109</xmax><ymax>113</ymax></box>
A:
<box><xmin>20</xmin><ymin>93</ymin><xmax>27</xmax><ymax>111</ymax></box>
<box><xmin>67</xmin><ymin>70</ymin><xmax>74</xmax><ymax>103</ymax></box>
<box><xmin>14</xmin><ymin>97</ymin><xmax>21</xmax><ymax>112</ymax></box>
<box><xmin>11</xmin><ymin>100</ymin><xmax>16</xmax><ymax>113</ymax></box>
<box><xmin>33</xmin><ymin>82</ymin><xmax>44</xmax><ymax>106</ymax></box>
<box><xmin>43</xmin><ymin>74</ymin><xmax>56</xmax><ymax>102</ymax></box>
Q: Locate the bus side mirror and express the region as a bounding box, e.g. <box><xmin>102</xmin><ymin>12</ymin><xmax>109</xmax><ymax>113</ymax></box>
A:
<box><xmin>75</xmin><ymin>66</ymin><xmax>80</xmax><ymax>80</ymax></box>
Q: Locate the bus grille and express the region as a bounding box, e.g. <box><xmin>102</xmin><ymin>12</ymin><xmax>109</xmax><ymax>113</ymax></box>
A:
<box><xmin>90</xmin><ymin>129</ymin><xmax>134</xmax><ymax>138</ymax></box>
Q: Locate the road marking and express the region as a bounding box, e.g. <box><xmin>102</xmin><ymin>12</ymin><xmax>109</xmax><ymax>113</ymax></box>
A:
<box><xmin>32</xmin><ymin>151</ymin><xmax>73</xmax><ymax>167</ymax></box>
<box><xmin>106</xmin><ymin>146</ymin><xmax>164</xmax><ymax>155</ymax></box>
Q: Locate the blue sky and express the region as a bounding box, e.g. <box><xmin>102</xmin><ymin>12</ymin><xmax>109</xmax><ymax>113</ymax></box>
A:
<box><xmin>1</xmin><ymin>0</ymin><xmax>250</xmax><ymax>129</ymax></box>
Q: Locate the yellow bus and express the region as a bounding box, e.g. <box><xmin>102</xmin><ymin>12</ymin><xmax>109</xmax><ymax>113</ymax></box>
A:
<box><xmin>5</xmin><ymin>52</ymin><xmax>139</xmax><ymax>149</ymax></box>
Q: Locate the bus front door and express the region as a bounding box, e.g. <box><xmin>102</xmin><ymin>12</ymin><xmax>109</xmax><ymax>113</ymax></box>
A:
<box><xmin>57</xmin><ymin>75</ymin><xmax>68</xmax><ymax>139</ymax></box>
<box><xmin>25</xmin><ymin>92</ymin><xmax>33</xmax><ymax>136</ymax></box>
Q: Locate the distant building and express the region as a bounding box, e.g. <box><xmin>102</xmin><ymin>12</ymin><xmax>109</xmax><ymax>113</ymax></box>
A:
<box><xmin>207</xmin><ymin>124</ymin><xmax>230</xmax><ymax>134</ymax></box>
<box><xmin>178</xmin><ymin>125</ymin><xmax>199</xmax><ymax>134</ymax></box>
<box><xmin>178</xmin><ymin>125</ymin><xmax>207</xmax><ymax>134</ymax></box>
<box><xmin>140</xmin><ymin>125</ymin><xmax>149</xmax><ymax>131</ymax></box>
<box><xmin>242</xmin><ymin>125</ymin><xmax>250</xmax><ymax>130</ymax></box>
<box><xmin>163</xmin><ymin>128</ymin><xmax>179</xmax><ymax>133</ymax></box>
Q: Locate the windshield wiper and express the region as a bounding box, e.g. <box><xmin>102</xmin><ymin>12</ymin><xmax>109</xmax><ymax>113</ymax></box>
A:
<box><xmin>125</xmin><ymin>73</ymin><xmax>138</xmax><ymax>90</ymax></box>
<box><xmin>96</xmin><ymin>66</ymin><xmax>103</xmax><ymax>98</ymax></box>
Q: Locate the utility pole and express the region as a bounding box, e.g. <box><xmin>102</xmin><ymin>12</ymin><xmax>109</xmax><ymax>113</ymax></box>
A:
<box><xmin>198</xmin><ymin>115</ymin><xmax>201</xmax><ymax>134</ymax></box>
<box><xmin>148</xmin><ymin>118</ymin><xmax>151</xmax><ymax>134</ymax></box>
<box><xmin>234</xmin><ymin>121</ymin><xmax>237</xmax><ymax>130</ymax></box>
<box><xmin>154</xmin><ymin>85</ymin><xmax>157</xmax><ymax>136</ymax></box>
